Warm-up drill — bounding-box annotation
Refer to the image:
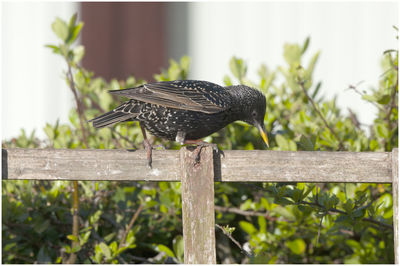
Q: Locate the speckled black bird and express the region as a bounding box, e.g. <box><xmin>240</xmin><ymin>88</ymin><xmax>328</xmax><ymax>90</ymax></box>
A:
<box><xmin>89</xmin><ymin>80</ymin><xmax>269</xmax><ymax>167</ymax></box>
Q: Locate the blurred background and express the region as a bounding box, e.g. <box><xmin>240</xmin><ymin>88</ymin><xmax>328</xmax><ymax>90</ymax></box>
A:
<box><xmin>1</xmin><ymin>1</ymin><xmax>398</xmax><ymax>139</ymax></box>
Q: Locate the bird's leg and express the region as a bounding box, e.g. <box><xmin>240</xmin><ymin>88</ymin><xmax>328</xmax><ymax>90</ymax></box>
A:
<box><xmin>140</xmin><ymin>122</ymin><xmax>153</xmax><ymax>169</ymax></box>
<box><xmin>184</xmin><ymin>139</ymin><xmax>224</xmax><ymax>164</ymax></box>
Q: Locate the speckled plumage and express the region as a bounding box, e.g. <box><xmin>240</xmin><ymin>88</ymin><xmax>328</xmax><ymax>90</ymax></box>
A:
<box><xmin>90</xmin><ymin>80</ymin><xmax>268</xmax><ymax>146</ymax></box>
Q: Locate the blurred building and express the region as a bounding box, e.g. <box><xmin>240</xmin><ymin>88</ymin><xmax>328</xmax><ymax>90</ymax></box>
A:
<box><xmin>2</xmin><ymin>2</ymin><xmax>398</xmax><ymax>139</ymax></box>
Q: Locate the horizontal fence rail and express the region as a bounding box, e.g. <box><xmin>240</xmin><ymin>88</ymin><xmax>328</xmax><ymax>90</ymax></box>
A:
<box><xmin>2</xmin><ymin>148</ymin><xmax>394</xmax><ymax>183</ymax></box>
<box><xmin>1</xmin><ymin>147</ymin><xmax>398</xmax><ymax>264</ymax></box>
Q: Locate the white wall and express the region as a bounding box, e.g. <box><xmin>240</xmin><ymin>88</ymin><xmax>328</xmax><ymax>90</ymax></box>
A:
<box><xmin>187</xmin><ymin>2</ymin><xmax>398</xmax><ymax>127</ymax></box>
<box><xmin>2</xmin><ymin>2</ymin><xmax>78</xmax><ymax>139</ymax></box>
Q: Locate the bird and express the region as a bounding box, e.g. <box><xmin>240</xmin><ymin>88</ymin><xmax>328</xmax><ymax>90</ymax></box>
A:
<box><xmin>89</xmin><ymin>80</ymin><xmax>269</xmax><ymax>168</ymax></box>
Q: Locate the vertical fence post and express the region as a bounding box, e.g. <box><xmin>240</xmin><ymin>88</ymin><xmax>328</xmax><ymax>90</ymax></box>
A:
<box><xmin>392</xmin><ymin>148</ymin><xmax>398</xmax><ymax>264</ymax></box>
<box><xmin>180</xmin><ymin>146</ymin><xmax>216</xmax><ymax>264</ymax></box>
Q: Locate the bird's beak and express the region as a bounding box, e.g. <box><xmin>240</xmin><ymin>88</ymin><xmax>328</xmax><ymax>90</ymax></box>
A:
<box><xmin>257</xmin><ymin>123</ymin><xmax>269</xmax><ymax>148</ymax></box>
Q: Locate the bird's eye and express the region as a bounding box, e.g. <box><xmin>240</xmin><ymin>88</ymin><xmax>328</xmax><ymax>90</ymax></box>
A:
<box><xmin>252</xmin><ymin>111</ymin><xmax>257</xmax><ymax>117</ymax></box>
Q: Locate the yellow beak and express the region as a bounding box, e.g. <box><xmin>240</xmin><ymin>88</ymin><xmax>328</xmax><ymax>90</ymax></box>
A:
<box><xmin>257</xmin><ymin>124</ymin><xmax>269</xmax><ymax>148</ymax></box>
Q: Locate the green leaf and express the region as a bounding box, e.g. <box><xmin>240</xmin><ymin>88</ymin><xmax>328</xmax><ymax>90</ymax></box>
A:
<box><xmin>160</xmin><ymin>204</ymin><xmax>168</xmax><ymax>213</ymax></box>
<box><xmin>125</xmin><ymin>230</ymin><xmax>136</xmax><ymax>246</ymax></box>
<box><xmin>292</xmin><ymin>188</ymin><xmax>303</xmax><ymax>203</ymax></box>
<box><xmin>362</xmin><ymin>94</ymin><xmax>377</xmax><ymax>102</ymax></box>
<box><xmin>45</xmin><ymin>44</ymin><xmax>61</xmax><ymax>55</ymax></box>
<box><xmin>275</xmin><ymin>134</ymin><xmax>289</xmax><ymax>150</ymax></box>
<box><xmin>72</xmin><ymin>45</ymin><xmax>85</xmax><ymax>63</ymax></box>
<box><xmin>311</xmin><ymin>81</ymin><xmax>322</xmax><ymax>99</ymax></box>
<box><xmin>376</xmin><ymin>123</ymin><xmax>389</xmax><ymax>138</ymax></box>
<box><xmin>343</xmin><ymin>199</ymin><xmax>354</xmax><ymax>213</ymax></box>
<box><xmin>298</xmin><ymin>135</ymin><xmax>315</xmax><ymax>151</ymax></box>
<box><xmin>230</xmin><ymin>57</ymin><xmax>247</xmax><ymax>81</ymax></box>
<box><xmin>157</xmin><ymin>244</ymin><xmax>175</xmax><ymax>257</ymax></box>
<box><xmin>80</xmin><ymin>231</ymin><xmax>91</xmax><ymax>245</ymax></box>
<box><xmin>376</xmin><ymin>193</ymin><xmax>392</xmax><ymax>209</ymax></box>
<box><xmin>286</xmin><ymin>238</ymin><xmax>306</xmax><ymax>255</ymax></box>
<box><xmin>377</xmin><ymin>94</ymin><xmax>391</xmax><ymax>105</ymax></box>
<box><xmin>302</xmin><ymin>36</ymin><xmax>310</xmax><ymax>54</ymax></box>
<box><xmin>71</xmin><ymin>244</ymin><xmax>82</xmax><ymax>253</ymax></box>
<box><xmin>99</xmin><ymin>242</ymin><xmax>111</xmax><ymax>260</ymax></box>
<box><xmin>51</xmin><ymin>17</ymin><xmax>69</xmax><ymax>42</ymax></box>
<box><xmin>239</xmin><ymin>221</ymin><xmax>257</xmax><ymax>234</ymax></box>
<box><xmin>33</xmin><ymin>219</ymin><xmax>50</xmax><ymax>234</ymax></box>
<box><xmin>260</xmin><ymin>197</ymin><xmax>272</xmax><ymax>210</ymax></box>
<box><xmin>68</xmin><ymin>13</ymin><xmax>78</xmax><ymax>31</ymax></box>
<box><xmin>67</xmin><ymin>234</ymin><xmax>78</xmax><ymax>242</ymax></box>
<box><xmin>258</xmin><ymin>216</ymin><xmax>267</xmax><ymax>234</ymax></box>
<box><xmin>283</xmin><ymin>43</ymin><xmax>302</xmax><ymax>66</ymax></box>
<box><xmin>94</xmin><ymin>244</ymin><xmax>103</xmax><ymax>263</ymax></box>
<box><xmin>43</xmin><ymin>123</ymin><xmax>55</xmax><ymax>140</ymax></box>
<box><xmin>37</xmin><ymin>246</ymin><xmax>52</xmax><ymax>263</ymax></box>
<box><xmin>223</xmin><ymin>75</ymin><xmax>232</xmax><ymax>86</ymax></box>
<box><xmin>109</xmin><ymin>241</ymin><xmax>118</xmax><ymax>253</ymax></box>
<box><xmin>180</xmin><ymin>55</ymin><xmax>190</xmax><ymax>72</ymax></box>
<box><xmin>67</xmin><ymin>17</ymin><xmax>84</xmax><ymax>44</ymax></box>
<box><xmin>173</xmin><ymin>235</ymin><xmax>184</xmax><ymax>262</ymax></box>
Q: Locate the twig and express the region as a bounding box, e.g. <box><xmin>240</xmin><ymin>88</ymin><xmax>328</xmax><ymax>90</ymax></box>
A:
<box><xmin>298</xmin><ymin>80</ymin><xmax>344</xmax><ymax>150</ymax></box>
<box><xmin>347</xmin><ymin>108</ymin><xmax>362</xmax><ymax>129</ymax></box>
<box><xmin>347</xmin><ymin>84</ymin><xmax>382</xmax><ymax>110</ymax></box>
<box><xmin>315</xmin><ymin>215</ymin><xmax>324</xmax><ymax>247</ymax></box>
<box><xmin>214</xmin><ymin>205</ymin><xmax>279</xmax><ymax>221</ymax></box>
<box><xmin>66</xmin><ymin>63</ymin><xmax>89</xmax><ymax>146</ymax></box>
<box><xmin>215</xmin><ymin>224</ymin><xmax>252</xmax><ymax>258</ymax></box>
<box><xmin>90</xmin><ymin>98</ymin><xmax>106</xmax><ymax>113</ymax></box>
<box><xmin>125</xmin><ymin>254</ymin><xmax>153</xmax><ymax>264</ymax></box>
<box><xmin>119</xmin><ymin>204</ymin><xmax>144</xmax><ymax>249</ymax></box>
<box><xmin>300</xmin><ymin>200</ymin><xmax>393</xmax><ymax>230</ymax></box>
<box><xmin>66</xmin><ymin>181</ymin><xmax>79</xmax><ymax>264</ymax></box>
<box><xmin>111</xmin><ymin>128</ymin><xmax>138</xmax><ymax>149</ymax></box>
<box><xmin>384</xmin><ymin>79</ymin><xmax>398</xmax><ymax>130</ymax></box>
<box><xmin>65</xmin><ymin>60</ymin><xmax>86</xmax><ymax>264</ymax></box>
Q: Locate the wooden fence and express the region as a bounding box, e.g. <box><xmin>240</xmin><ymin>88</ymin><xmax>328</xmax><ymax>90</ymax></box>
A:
<box><xmin>2</xmin><ymin>147</ymin><xmax>399</xmax><ymax>264</ymax></box>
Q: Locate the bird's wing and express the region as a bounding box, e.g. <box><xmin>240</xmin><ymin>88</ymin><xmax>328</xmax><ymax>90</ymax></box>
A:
<box><xmin>108</xmin><ymin>80</ymin><xmax>232</xmax><ymax>114</ymax></box>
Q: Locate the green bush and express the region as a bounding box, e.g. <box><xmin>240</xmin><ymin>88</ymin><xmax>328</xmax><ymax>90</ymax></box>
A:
<box><xmin>2</xmin><ymin>14</ymin><xmax>397</xmax><ymax>264</ymax></box>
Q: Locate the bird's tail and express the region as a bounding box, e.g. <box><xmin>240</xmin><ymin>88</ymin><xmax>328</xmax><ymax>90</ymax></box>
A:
<box><xmin>88</xmin><ymin>110</ymin><xmax>136</xmax><ymax>128</ymax></box>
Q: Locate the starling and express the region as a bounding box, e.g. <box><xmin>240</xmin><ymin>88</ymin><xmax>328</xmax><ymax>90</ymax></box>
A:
<box><xmin>89</xmin><ymin>80</ymin><xmax>269</xmax><ymax>167</ymax></box>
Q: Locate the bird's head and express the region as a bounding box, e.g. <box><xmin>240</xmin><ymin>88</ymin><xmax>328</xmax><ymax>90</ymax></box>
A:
<box><xmin>246</xmin><ymin>92</ymin><xmax>269</xmax><ymax>148</ymax></box>
<box><xmin>229</xmin><ymin>85</ymin><xmax>269</xmax><ymax>147</ymax></box>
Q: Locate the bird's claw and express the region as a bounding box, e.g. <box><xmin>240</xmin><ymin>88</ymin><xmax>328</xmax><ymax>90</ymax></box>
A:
<box><xmin>193</xmin><ymin>143</ymin><xmax>224</xmax><ymax>165</ymax></box>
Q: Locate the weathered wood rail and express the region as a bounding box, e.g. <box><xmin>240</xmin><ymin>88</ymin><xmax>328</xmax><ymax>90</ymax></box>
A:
<box><xmin>2</xmin><ymin>148</ymin><xmax>399</xmax><ymax>263</ymax></box>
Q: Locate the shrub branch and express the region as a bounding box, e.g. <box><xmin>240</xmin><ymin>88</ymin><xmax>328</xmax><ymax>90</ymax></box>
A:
<box><xmin>216</xmin><ymin>224</ymin><xmax>252</xmax><ymax>258</ymax></box>
<box><xmin>298</xmin><ymin>80</ymin><xmax>344</xmax><ymax>150</ymax></box>
<box><xmin>215</xmin><ymin>205</ymin><xmax>279</xmax><ymax>221</ymax></box>
<box><xmin>300</xmin><ymin>200</ymin><xmax>393</xmax><ymax>230</ymax></box>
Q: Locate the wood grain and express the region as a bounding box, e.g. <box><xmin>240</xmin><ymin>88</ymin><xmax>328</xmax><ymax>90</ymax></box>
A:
<box><xmin>215</xmin><ymin>150</ymin><xmax>392</xmax><ymax>183</ymax></box>
<box><xmin>2</xmin><ymin>148</ymin><xmax>393</xmax><ymax>183</ymax></box>
<box><xmin>180</xmin><ymin>146</ymin><xmax>216</xmax><ymax>264</ymax></box>
<box><xmin>2</xmin><ymin>148</ymin><xmax>180</xmax><ymax>181</ymax></box>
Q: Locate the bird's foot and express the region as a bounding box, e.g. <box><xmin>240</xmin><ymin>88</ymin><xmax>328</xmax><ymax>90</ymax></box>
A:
<box><xmin>185</xmin><ymin>140</ymin><xmax>224</xmax><ymax>165</ymax></box>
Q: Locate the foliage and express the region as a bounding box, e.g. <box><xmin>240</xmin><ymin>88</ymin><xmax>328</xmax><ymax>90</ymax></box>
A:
<box><xmin>2</xmin><ymin>14</ymin><xmax>397</xmax><ymax>263</ymax></box>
